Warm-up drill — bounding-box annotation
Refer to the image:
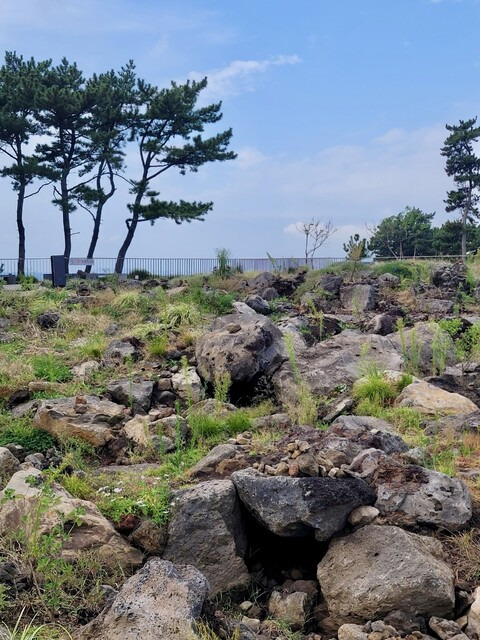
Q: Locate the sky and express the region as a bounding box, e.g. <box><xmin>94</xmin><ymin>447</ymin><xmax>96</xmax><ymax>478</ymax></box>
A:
<box><xmin>0</xmin><ymin>0</ymin><xmax>480</xmax><ymax>263</ymax></box>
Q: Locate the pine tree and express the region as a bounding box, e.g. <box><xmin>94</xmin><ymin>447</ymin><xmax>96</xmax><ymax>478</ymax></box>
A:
<box><xmin>441</xmin><ymin>117</ymin><xmax>480</xmax><ymax>260</ymax></box>
<box><xmin>114</xmin><ymin>77</ymin><xmax>236</xmax><ymax>274</ymax></box>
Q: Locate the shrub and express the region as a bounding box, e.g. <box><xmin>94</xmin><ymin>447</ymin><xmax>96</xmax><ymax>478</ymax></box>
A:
<box><xmin>32</xmin><ymin>354</ymin><xmax>72</xmax><ymax>383</ymax></box>
<box><xmin>373</xmin><ymin>261</ymin><xmax>417</xmax><ymax>280</ymax></box>
<box><xmin>162</xmin><ymin>302</ymin><xmax>202</xmax><ymax>328</ymax></box>
<box><xmin>94</xmin><ymin>477</ymin><xmax>171</xmax><ymax>525</ymax></box>
<box><xmin>0</xmin><ymin>415</ymin><xmax>56</xmax><ymax>453</ymax></box>
<box><xmin>189</xmin><ymin>410</ymin><xmax>251</xmax><ymax>447</ymax></box>
<box><xmin>76</xmin><ymin>334</ymin><xmax>106</xmax><ymax>360</ymax></box>
<box><xmin>127</xmin><ymin>269</ymin><xmax>153</xmax><ymax>280</ymax></box>
<box><xmin>148</xmin><ymin>334</ymin><xmax>169</xmax><ymax>358</ymax></box>
<box><xmin>353</xmin><ymin>371</ymin><xmax>397</xmax><ymax>407</ymax></box>
<box><xmin>187</xmin><ymin>285</ymin><xmax>235</xmax><ymax>315</ymax></box>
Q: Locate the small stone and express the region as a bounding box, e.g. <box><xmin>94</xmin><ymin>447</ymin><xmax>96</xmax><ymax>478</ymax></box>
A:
<box><xmin>264</xmin><ymin>465</ymin><xmax>276</xmax><ymax>475</ymax></box>
<box><xmin>290</xmin><ymin>580</ymin><xmax>318</xmax><ymax>600</ymax></box>
<box><xmin>290</xmin><ymin>569</ymin><xmax>303</xmax><ymax>580</ymax></box>
<box><xmin>240</xmin><ymin>601</ymin><xmax>253</xmax><ymax>612</ymax></box>
<box><xmin>268</xmin><ymin>590</ymin><xmax>311</xmax><ymax>631</ymax></box>
<box><xmin>456</xmin><ymin>616</ymin><xmax>468</xmax><ymax>630</ymax></box>
<box><xmin>288</xmin><ymin>461</ymin><xmax>300</xmax><ymax>476</ymax></box>
<box><xmin>338</xmin><ymin>623</ymin><xmax>369</xmax><ymax>640</ymax></box>
<box><xmin>227</xmin><ymin>323</ymin><xmax>241</xmax><ymax>334</ymax></box>
<box><xmin>296</xmin><ymin>453</ymin><xmax>319</xmax><ymax>477</ymax></box>
<box><xmin>429</xmin><ymin>617</ymin><xmax>466</xmax><ymax>640</ymax></box>
<box><xmin>241</xmin><ymin>617</ymin><xmax>260</xmax><ymax>633</ymax></box>
<box><xmin>275</xmin><ymin>462</ymin><xmax>290</xmax><ymax>476</ymax></box>
<box><xmin>348</xmin><ymin>506</ymin><xmax>380</xmax><ymax>527</ymax></box>
<box><xmin>236</xmin><ymin>436</ymin><xmax>250</xmax><ymax>445</ymax></box>
<box><xmin>298</xmin><ymin>441</ymin><xmax>311</xmax><ymax>452</ymax></box>
<box><xmin>291</xmin><ymin>450</ymin><xmax>301</xmax><ymax>460</ymax></box>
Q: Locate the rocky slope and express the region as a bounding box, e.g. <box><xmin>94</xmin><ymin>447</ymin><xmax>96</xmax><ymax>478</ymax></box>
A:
<box><xmin>0</xmin><ymin>260</ymin><xmax>479</xmax><ymax>639</ymax></box>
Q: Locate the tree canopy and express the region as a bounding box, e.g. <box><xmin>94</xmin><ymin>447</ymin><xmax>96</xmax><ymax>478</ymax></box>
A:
<box><xmin>0</xmin><ymin>52</ymin><xmax>236</xmax><ymax>273</ymax></box>
<box><xmin>368</xmin><ymin>207</ymin><xmax>435</xmax><ymax>258</ymax></box>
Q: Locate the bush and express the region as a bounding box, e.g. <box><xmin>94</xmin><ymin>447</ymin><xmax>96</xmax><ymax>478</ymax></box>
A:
<box><xmin>127</xmin><ymin>269</ymin><xmax>153</xmax><ymax>280</ymax></box>
<box><xmin>189</xmin><ymin>410</ymin><xmax>252</xmax><ymax>447</ymax></box>
<box><xmin>353</xmin><ymin>374</ymin><xmax>396</xmax><ymax>406</ymax></box>
<box><xmin>162</xmin><ymin>302</ymin><xmax>202</xmax><ymax>328</ymax></box>
<box><xmin>32</xmin><ymin>354</ymin><xmax>72</xmax><ymax>383</ymax></box>
<box><xmin>149</xmin><ymin>335</ymin><xmax>169</xmax><ymax>357</ymax></box>
<box><xmin>187</xmin><ymin>285</ymin><xmax>235</xmax><ymax>315</ymax></box>
<box><xmin>373</xmin><ymin>261</ymin><xmax>417</xmax><ymax>280</ymax></box>
<box><xmin>0</xmin><ymin>414</ymin><xmax>57</xmax><ymax>452</ymax></box>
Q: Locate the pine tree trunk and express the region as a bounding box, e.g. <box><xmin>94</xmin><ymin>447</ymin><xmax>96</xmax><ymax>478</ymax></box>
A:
<box><xmin>115</xmin><ymin>180</ymin><xmax>146</xmax><ymax>274</ymax></box>
<box><xmin>16</xmin><ymin>181</ymin><xmax>26</xmax><ymax>277</ymax></box>
<box><xmin>61</xmin><ymin>175</ymin><xmax>71</xmax><ymax>273</ymax></box>
<box><xmin>115</xmin><ymin>216</ymin><xmax>137</xmax><ymax>274</ymax></box>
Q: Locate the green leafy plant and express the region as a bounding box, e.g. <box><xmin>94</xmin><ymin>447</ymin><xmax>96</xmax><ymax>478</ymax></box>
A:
<box><xmin>215</xmin><ymin>247</ymin><xmax>232</xmax><ymax>279</ymax></box>
<box><xmin>0</xmin><ymin>608</ymin><xmax>73</xmax><ymax>639</ymax></box>
<box><xmin>396</xmin><ymin>318</ymin><xmax>421</xmax><ymax>375</ymax></box>
<box><xmin>0</xmin><ymin>414</ymin><xmax>57</xmax><ymax>452</ymax></box>
<box><xmin>343</xmin><ymin>233</ymin><xmax>370</xmax><ymax>281</ymax></box>
<box><xmin>127</xmin><ymin>268</ymin><xmax>153</xmax><ymax>280</ymax></box>
<box><xmin>162</xmin><ymin>302</ymin><xmax>202</xmax><ymax>328</ymax></box>
<box><xmin>148</xmin><ymin>334</ymin><xmax>169</xmax><ymax>358</ymax></box>
<box><xmin>214</xmin><ymin>371</ymin><xmax>231</xmax><ymax>405</ymax></box>
<box><xmin>353</xmin><ymin>368</ymin><xmax>397</xmax><ymax>407</ymax></box>
<box><xmin>284</xmin><ymin>334</ymin><xmax>319</xmax><ymax>425</ymax></box>
<box><xmin>31</xmin><ymin>354</ymin><xmax>72</xmax><ymax>383</ymax></box>
<box><xmin>75</xmin><ymin>334</ymin><xmax>106</xmax><ymax>360</ymax></box>
<box><xmin>432</xmin><ymin>326</ymin><xmax>451</xmax><ymax>375</ymax></box>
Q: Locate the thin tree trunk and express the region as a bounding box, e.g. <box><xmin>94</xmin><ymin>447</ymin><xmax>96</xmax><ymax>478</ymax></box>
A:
<box><xmin>85</xmin><ymin>161</ymin><xmax>115</xmax><ymax>273</ymax></box>
<box><xmin>16</xmin><ymin>181</ymin><xmax>26</xmax><ymax>276</ymax></box>
<box><xmin>85</xmin><ymin>207</ymin><xmax>103</xmax><ymax>274</ymax></box>
<box><xmin>115</xmin><ymin>214</ymin><xmax>138</xmax><ymax>274</ymax></box>
<box><xmin>461</xmin><ymin>188</ymin><xmax>471</xmax><ymax>261</ymax></box>
<box><xmin>461</xmin><ymin>209</ymin><xmax>467</xmax><ymax>261</ymax></box>
<box><xmin>115</xmin><ymin>178</ymin><xmax>146</xmax><ymax>274</ymax></box>
<box><xmin>61</xmin><ymin>174</ymin><xmax>71</xmax><ymax>273</ymax></box>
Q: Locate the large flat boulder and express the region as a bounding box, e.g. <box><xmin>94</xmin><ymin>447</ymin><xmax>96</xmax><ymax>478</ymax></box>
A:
<box><xmin>75</xmin><ymin>559</ymin><xmax>208</xmax><ymax>640</ymax></box>
<box><xmin>272</xmin><ymin>330</ymin><xmax>403</xmax><ymax>402</ymax></box>
<box><xmin>374</xmin><ymin>461</ymin><xmax>472</xmax><ymax>530</ymax></box>
<box><xmin>106</xmin><ymin>379</ymin><xmax>155</xmax><ymax>412</ymax></box>
<box><xmin>196</xmin><ymin>313</ymin><xmax>286</xmax><ymax>384</ymax></box>
<box><xmin>33</xmin><ymin>395</ymin><xmax>125</xmax><ymax>447</ymax></box>
<box><xmin>340</xmin><ymin>284</ymin><xmax>376</xmax><ymax>312</ymax></box>
<box><xmin>395</xmin><ymin>380</ymin><xmax>478</xmax><ymax>416</ymax></box>
<box><xmin>163</xmin><ymin>479</ymin><xmax>249</xmax><ymax>595</ymax></box>
<box><xmin>0</xmin><ymin>469</ymin><xmax>142</xmax><ymax>570</ymax></box>
<box><xmin>317</xmin><ymin>524</ymin><xmax>455</xmax><ymax>625</ymax></box>
<box><xmin>325</xmin><ymin>415</ymin><xmax>409</xmax><ymax>458</ymax></box>
<box><xmin>232</xmin><ymin>468</ymin><xmax>375</xmax><ymax>541</ymax></box>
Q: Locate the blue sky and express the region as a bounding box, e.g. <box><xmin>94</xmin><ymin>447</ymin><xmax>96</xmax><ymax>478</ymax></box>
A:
<box><xmin>0</xmin><ymin>0</ymin><xmax>479</xmax><ymax>261</ymax></box>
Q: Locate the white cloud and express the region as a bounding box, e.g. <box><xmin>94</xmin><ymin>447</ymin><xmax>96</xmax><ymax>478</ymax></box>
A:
<box><xmin>235</xmin><ymin>147</ymin><xmax>269</xmax><ymax>169</ymax></box>
<box><xmin>188</xmin><ymin>55</ymin><xmax>302</xmax><ymax>99</ymax></box>
<box><xmin>283</xmin><ymin>222</ymin><xmax>303</xmax><ymax>237</ymax></box>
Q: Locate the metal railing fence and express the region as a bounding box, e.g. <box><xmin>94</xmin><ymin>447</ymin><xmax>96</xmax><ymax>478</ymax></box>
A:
<box><xmin>0</xmin><ymin>256</ymin><xmax>345</xmax><ymax>279</ymax></box>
